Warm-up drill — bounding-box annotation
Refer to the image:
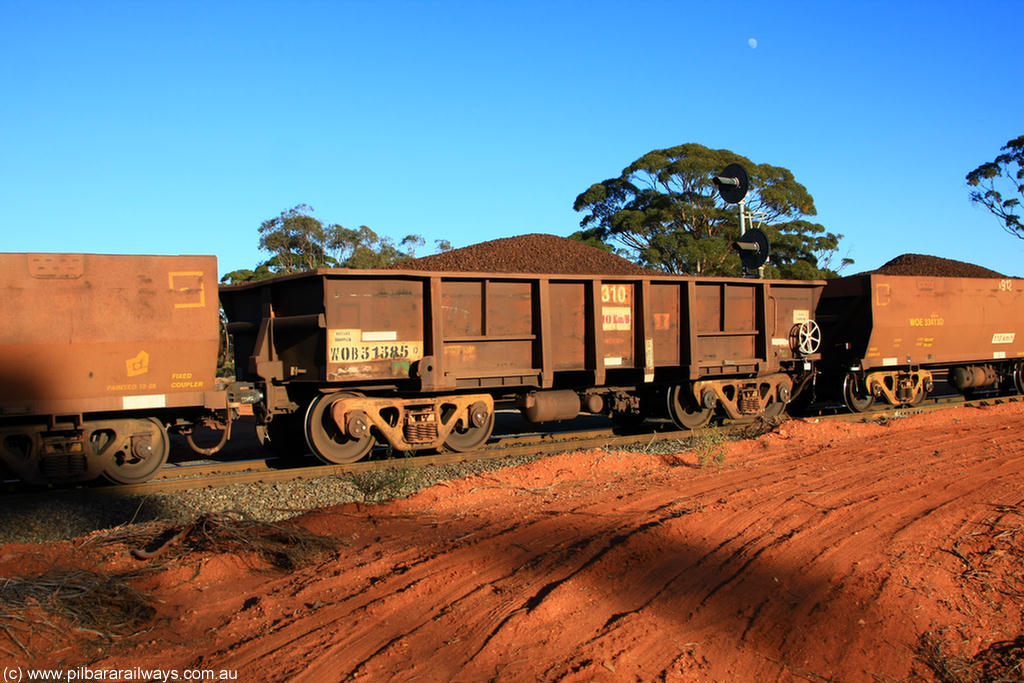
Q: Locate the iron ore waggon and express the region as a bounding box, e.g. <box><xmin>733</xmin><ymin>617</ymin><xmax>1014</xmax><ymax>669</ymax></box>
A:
<box><xmin>0</xmin><ymin>253</ymin><xmax>252</xmax><ymax>485</ymax></box>
<box><xmin>3</xmin><ymin>248</ymin><xmax>1021</xmax><ymax>488</ymax></box>
<box><xmin>816</xmin><ymin>272</ymin><xmax>1024</xmax><ymax>411</ymax></box>
<box><xmin>220</xmin><ymin>268</ymin><xmax>825</xmax><ymax>464</ymax></box>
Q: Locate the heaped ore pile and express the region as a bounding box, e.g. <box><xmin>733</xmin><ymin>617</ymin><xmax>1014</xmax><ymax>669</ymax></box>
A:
<box><xmin>872</xmin><ymin>253</ymin><xmax>1005</xmax><ymax>278</ymax></box>
<box><xmin>391</xmin><ymin>233</ymin><xmax>652</xmax><ymax>275</ymax></box>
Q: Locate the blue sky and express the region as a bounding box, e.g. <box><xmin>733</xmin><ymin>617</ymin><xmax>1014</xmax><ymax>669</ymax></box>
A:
<box><xmin>2</xmin><ymin>0</ymin><xmax>1022</xmax><ymax>277</ymax></box>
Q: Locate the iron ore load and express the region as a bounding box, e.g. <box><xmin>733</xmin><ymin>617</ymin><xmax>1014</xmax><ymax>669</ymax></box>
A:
<box><xmin>220</xmin><ymin>235</ymin><xmax>825</xmax><ymax>464</ymax></box>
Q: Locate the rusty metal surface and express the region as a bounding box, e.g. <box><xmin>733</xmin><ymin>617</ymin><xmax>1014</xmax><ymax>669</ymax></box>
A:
<box><xmin>19</xmin><ymin>392</ymin><xmax>1021</xmax><ymax>496</ymax></box>
<box><xmin>329</xmin><ymin>393</ymin><xmax>493</xmax><ymax>451</ymax></box>
<box><xmin>0</xmin><ymin>253</ymin><xmax>221</xmax><ymax>418</ymax></box>
<box><xmin>820</xmin><ymin>274</ymin><xmax>1024</xmax><ymax>369</ymax></box>
<box><xmin>691</xmin><ymin>372</ymin><xmax>794</xmax><ymax>420</ymax></box>
<box><xmin>221</xmin><ymin>269</ymin><xmax>824</xmax><ymax>404</ymax></box>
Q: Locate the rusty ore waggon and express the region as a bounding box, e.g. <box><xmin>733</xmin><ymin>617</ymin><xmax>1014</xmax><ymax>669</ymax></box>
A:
<box><xmin>220</xmin><ymin>268</ymin><xmax>825</xmax><ymax>464</ymax></box>
<box><xmin>816</xmin><ymin>272</ymin><xmax>1024</xmax><ymax>411</ymax></box>
<box><xmin>4</xmin><ymin>251</ymin><xmax>1022</xmax><ymax>487</ymax></box>
<box><xmin>0</xmin><ymin>253</ymin><xmax>254</xmax><ymax>485</ymax></box>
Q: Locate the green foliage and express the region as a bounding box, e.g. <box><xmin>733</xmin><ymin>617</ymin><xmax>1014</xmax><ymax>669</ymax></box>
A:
<box><xmin>257</xmin><ymin>204</ymin><xmax>336</xmax><ymax>274</ymax></box>
<box><xmin>691</xmin><ymin>428</ymin><xmax>727</xmax><ymax>468</ymax></box>
<box><xmin>219</xmin><ymin>263</ymin><xmax>276</xmax><ymax>284</ymax></box>
<box><xmin>573</xmin><ymin>143</ymin><xmax>852</xmax><ymax>278</ymax></box>
<box><xmin>568</xmin><ymin>230</ymin><xmax>616</xmax><ymax>253</ymax></box>
<box><xmin>221</xmin><ymin>204</ymin><xmax>429</xmax><ymax>283</ymax></box>
<box><xmin>336</xmin><ymin>227</ymin><xmax>423</xmax><ymax>269</ymax></box>
<box><xmin>966</xmin><ymin>135</ymin><xmax>1024</xmax><ymax>240</ymax></box>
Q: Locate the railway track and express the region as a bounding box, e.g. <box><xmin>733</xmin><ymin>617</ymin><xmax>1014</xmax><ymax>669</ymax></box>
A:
<box><xmin>0</xmin><ymin>392</ymin><xmax>1018</xmax><ymax>505</ymax></box>
<box><xmin>3</xmin><ymin>392</ymin><xmax>1016</xmax><ymax>501</ymax></box>
<box><xmin>122</xmin><ymin>423</ymin><xmax>687</xmax><ymax>494</ymax></box>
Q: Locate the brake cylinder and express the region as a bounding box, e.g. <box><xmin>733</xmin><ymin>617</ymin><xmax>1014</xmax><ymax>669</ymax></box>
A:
<box><xmin>950</xmin><ymin>365</ymin><xmax>997</xmax><ymax>389</ymax></box>
<box><xmin>519</xmin><ymin>390</ymin><xmax>581</xmax><ymax>423</ymax></box>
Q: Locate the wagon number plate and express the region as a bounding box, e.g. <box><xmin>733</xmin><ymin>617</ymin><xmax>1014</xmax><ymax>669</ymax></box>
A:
<box><xmin>328</xmin><ymin>329</ymin><xmax>423</xmax><ymax>363</ymax></box>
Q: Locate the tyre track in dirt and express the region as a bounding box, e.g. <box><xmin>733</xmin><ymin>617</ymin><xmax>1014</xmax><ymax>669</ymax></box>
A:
<box><xmin>68</xmin><ymin>403</ymin><xmax>1024</xmax><ymax>682</ymax></box>
<box><xmin>221</xmin><ymin>412</ymin><xmax>1017</xmax><ymax>680</ymax></box>
<box><xmin>211</xmin><ymin>500</ymin><xmax>705</xmax><ymax>681</ymax></box>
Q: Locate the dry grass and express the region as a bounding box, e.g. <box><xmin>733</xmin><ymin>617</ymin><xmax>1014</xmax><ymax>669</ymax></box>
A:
<box><xmin>346</xmin><ymin>465</ymin><xmax>422</xmax><ymax>502</ymax></box>
<box><xmin>0</xmin><ymin>569</ymin><xmax>153</xmax><ymax>655</ymax></box>
<box><xmin>736</xmin><ymin>413</ymin><xmax>789</xmax><ymax>439</ymax></box>
<box><xmin>92</xmin><ymin>511</ymin><xmax>345</xmax><ymax>570</ymax></box>
<box><xmin>914</xmin><ymin>632</ymin><xmax>1024</xmax><ymax>683</ymax></box>
<box><xmin>912</xmin><ymin>502</ymin><xmax>1024</xmax><ymax>682</ymax></box>
<box><xmin>0</xmin><ymin>512</ymin><xmax>344</xmax><ymax>657</ymax></box>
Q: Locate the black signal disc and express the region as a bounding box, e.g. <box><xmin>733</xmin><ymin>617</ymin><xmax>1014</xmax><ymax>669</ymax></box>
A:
<box><xmin>736</xmin><ymin>227</ymin><xmax>770</xmax><ymax>270</ymax></box>
<box><xmin>714</xmin><ymin>163</ymin><xmax>749</xmax><ymax>204</ymax></box>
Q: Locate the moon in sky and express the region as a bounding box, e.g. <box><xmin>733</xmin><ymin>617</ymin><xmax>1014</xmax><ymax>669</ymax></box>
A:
<box><xmin>748</xmin><ymin>38</ymin><xmax>758</xmax><ymax>49</ymax></box>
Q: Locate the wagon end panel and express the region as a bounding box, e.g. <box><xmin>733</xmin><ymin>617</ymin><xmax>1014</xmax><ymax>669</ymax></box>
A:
<box><xmin>220</xmin><ymin>274</ymin><xmax>328</xmax><ymax>385</ymax></box>
<box><xmin>766</xmin><ymin>281</ymin><xmax>826</xmax><ymax>364</ymax></box>
<box><xmin>816</xmin><ymin>274</ymin><xmax>874</xmax><ymax>372</ymax></box>
<box><xmin>0</xmin><ymin>253</ymin><xmax>220</xmax><ymax>417</ymax></box>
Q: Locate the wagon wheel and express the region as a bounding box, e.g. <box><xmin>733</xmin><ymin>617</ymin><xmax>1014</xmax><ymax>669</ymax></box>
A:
<box><xmin>1015</xmin><ymin>363</ymin><xmax>1024</xmax><ymax>395</ymax></box>
<box><xmin>761</xmin><ymin>395</ymin><xmax>787</xmax><ymax>420</ymax></box>
<box><xmin>666</xmin><ymin>385</ymin><xmax>713</xmax><ymax>430</ymax></box>
<box><xmin>101</xmin><ymin>418</ymin><xmax>170</xmax><ymax>485</ymax></box>
<box><xmin>842</xmin><ymin>373</ymin><xmax>874</xmax><ymax>413</ymax></box>
<box><xmin>443</xmin><ymin>402</ymin><xmax>495</xmax><ymax>452</ymax></box>
<box><xmin>907</xmin><ymin>382</ymin><xmax>928</xmax><ymax>406</ymax></box>
<box><xmin>305</xmin><ymin>392</ymin><xmax>375</xmax><ymax>464</ymax></box>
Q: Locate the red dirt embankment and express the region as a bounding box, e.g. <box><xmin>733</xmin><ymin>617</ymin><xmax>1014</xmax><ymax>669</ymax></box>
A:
<box><xmin>4</xmin><ymin>402</ymin><xmax>1024</xmax><ymax>682</ymax></box>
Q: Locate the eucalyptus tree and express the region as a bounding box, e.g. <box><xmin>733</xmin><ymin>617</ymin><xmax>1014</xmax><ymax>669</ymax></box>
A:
<box><xmin>573</xmin><ymin>143</ymin><xmax>851</xmax><ymax>278</ymax></box>
<box><xmin>221</xmin><ymin>204</ymin><xmax>425</xmax><ymax>283</ymax></box>
<box><xmin>966</xmin><ymin>135</ymin><xmax>1024</xmax><ymax>241</ymax></box>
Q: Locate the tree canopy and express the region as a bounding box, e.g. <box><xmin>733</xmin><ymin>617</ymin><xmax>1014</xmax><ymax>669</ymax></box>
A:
<box><xmin>222</xmin><ymin>204</ymin><xmax>436</xmax><ymax>283</ymax></box>
<box><xmin>966</xmin><ymin>135</ymin><xmax>1024</xmax><ymax>241</ymax></box>
<box><xmin>572</xmin><ymin>143</ymin><xmax>851</xmax><ymax>278</ymax></box>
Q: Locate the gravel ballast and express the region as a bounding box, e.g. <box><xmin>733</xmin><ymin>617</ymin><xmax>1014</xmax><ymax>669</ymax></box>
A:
<box><xmin>0</xmin><ymin>454</ymin><xmax>548</xmax><ymax>545</ymax></box>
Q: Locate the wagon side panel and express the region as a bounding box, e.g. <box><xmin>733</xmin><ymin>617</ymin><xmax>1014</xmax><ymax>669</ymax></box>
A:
<box><xmin>863</xmin><ymin>275</ymin><xmax>1024</xmax><ymax>368</ymax></box>
<box><xmin>323</xmin><ymin>277</ymin><xmax>426</xmax><ymax>381</ymax></box>
<box><xmin>692</xmin><ymin>281</ymin><xmax>761</xmax><ymax>375</ymax></box>
<box><xmin>650</xmin><ymin>282</ymin><xmax>681</xmax><ymax>368</ymax></box>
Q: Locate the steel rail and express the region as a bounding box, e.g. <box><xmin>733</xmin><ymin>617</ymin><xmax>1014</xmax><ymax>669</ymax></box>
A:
<box><xmin>88</xmin><ymin>392</ymin><xmax>1024</xmax><ymax>495</ymax></box>
<box><xmin>3</xmin><ymin>393</ymin><xmax>1020</xmax><ymax>500</ymax></box>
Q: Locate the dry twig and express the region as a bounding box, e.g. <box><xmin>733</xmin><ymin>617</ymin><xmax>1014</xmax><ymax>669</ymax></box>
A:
<box><xmin>0</xmin><ymin>568</ymin><xmax>154</xmax><ymax>656</ymax></box>
<box><xmin>113</xmin><ymin>511</ymin><xmax>345</xmax><ymax>570</ymax></box>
